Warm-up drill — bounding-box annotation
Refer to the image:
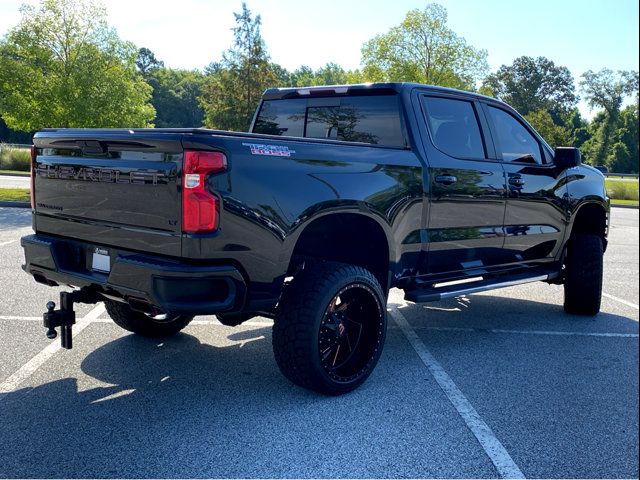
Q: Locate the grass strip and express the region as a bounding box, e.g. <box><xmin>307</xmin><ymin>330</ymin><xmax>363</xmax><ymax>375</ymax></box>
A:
<box><xmin>605</xmin><ymin>178</ymin><xmax>639</xmax><ymax>201</ymax></box>
<box><xmin>0</xmin><ymin>145</ymin><xmax>30</xmax><ymax>171</ymax></box>
<box><xmin>0</xmin><ymin>188</ymin><xmax>30</xmax><ymax>202</ymax></box>
<box><xmin>610</xmin><ymin>199</ymin><xmax>639</xmax><ymax>206</ymax></box>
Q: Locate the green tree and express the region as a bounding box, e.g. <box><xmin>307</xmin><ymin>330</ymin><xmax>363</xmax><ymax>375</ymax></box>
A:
<box><xmin>580</xmin><ymin>112</ymin><xmax>606</xmax><ymax>165</ymax></box>
<box><xmin>525</xmin><ymin>110</ymin><xmax>572</xmax><ymax>148</ymax></box>
<box><xmin>271</xmin><ymin>63</ymin><xmax>293</xmax><ymax>86</ymax></box>
<box><xmin>580</xmin><ymin>69</ymin><xmax>639</xmax><ymax>166</ymax></box>
<box><xmin>482</xmin><ymin>56</ymin><xmax>577</xmax><ymax>116</ymax></box>
<box><xmin>146</xmin><ymin>68</ymin><xmax>205</xmax><ymax>127</ymax></box>
<box><xmin>314</xmin><ymin>63</ymin><xmax>348</xmax><ymax>85</ymax></box>
<box><xmin>199</xmin><ymin>3</ymin><xmax>277</xmax><ymax>131</ymax></box>
<box><xmin>0</xmin><ymin>0</ymin><xmax>154</xmax><ymax>130</ymax></box>
<box><xmin>607</xmin><ymin>104</ymin><xmax>639</xmax><ymax>173</ymax></box>
<box><xmin>563</xmin><ymin>108</ymin><xmax>590</xmax><ymax>149</ymax></box>
<box><xmin>344</xmin><ymin>69</ymin><xmax>367</xmax><ymax>84</ymax></box>
<box><xmin>361</xmin><ymin>4</ymin><xmax>489</xmax><ymax>90</ymax></box>
<box><xmin>134</xmin><ymin>48</ymin><xmax>202</xmax><ymax>127</ymax></box>
<box><xmin>285</xmin><ymin>63</ymin><xmax>349</xmax><ymax>87</ymax></box>
<box><xmin>0</xmin><ymin>117</ymin><xmax>32</xmax><ymax>143</ymax></box>
<box><xmin>136</xmin><ymin>47</ymin><xmax>164</xmax><ymax>75</ymax></box>
<box><xmin>288</xmin><ymin>65</ymin><xmax>317</xmax><ymax>87</ymax></box>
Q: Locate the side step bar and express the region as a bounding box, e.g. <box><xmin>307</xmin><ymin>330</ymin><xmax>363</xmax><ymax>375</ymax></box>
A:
<box><xmin>404</xmin><ymin>271</ymin><xmax>560</xmax><ymax>303</ymax></box>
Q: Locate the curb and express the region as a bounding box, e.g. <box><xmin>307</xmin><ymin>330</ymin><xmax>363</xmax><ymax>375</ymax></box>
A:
<box><xmin>0</xmin><ymin>201</ymin><xmax>30</xmax><ymax>208</ymax></box>
<box><xmin>611</xmin><ymin>203</ymin><xmax>639</xmax><ymax>210</ymax></box>
<box><xmin>0</xmin><ymin>172</ymin><xmax>30</xmax><ymax>177</ymax></box>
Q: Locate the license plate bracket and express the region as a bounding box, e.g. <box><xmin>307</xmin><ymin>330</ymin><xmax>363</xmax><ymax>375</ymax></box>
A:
<box><xmin>91</xmin><ymin>248</ymin><xmax>111</xmax><ymax>273</ymax></box>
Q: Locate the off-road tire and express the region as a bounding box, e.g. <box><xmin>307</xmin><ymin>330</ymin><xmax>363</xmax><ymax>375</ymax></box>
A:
<box><xmin>563</xmin><ymin>234</ymin><xmax>604</xmax><ymax>316</ymax></box>
<box><xmin>273</xmin><ymin>262</ymin><xmax>387</xmax><ymax>395</ymax></box>
<box><xmin>105</xmin><ymin>300</ymin><xmax>193</xmax><ymax>337</ymax></box>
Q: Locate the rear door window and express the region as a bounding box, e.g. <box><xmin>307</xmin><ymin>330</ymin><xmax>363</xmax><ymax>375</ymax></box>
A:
<box><xmin>422</xmin><ymin>96</ymin><xmax>486</xmax><ymax>159</ymax></box>
<box><xmin>253</xmin><ymin>95</ymin><xmax>406</xmax><ymax>147</ymax></box>
<box><xmin>488</xmin><ymin>106</ymin><xmax>542</xmax><ymax>164</ymax></box>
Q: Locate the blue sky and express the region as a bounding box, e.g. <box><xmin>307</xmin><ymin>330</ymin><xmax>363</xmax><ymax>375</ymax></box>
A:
<box><xmin>1</xmin><ymin>0</ymin><xmax>638</xmax><ymax>117</ymax></box>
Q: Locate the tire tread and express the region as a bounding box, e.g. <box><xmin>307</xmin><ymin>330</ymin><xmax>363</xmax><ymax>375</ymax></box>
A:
<box><xmin>564</xmin><ymin>234</ymin><xmax>604</xmax><ymax>316</ymax></box>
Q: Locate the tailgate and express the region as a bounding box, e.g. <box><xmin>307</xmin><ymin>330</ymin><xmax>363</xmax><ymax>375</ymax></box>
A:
<box><xmin>33</xmin><ymin>132</ymin><xmax>184</xmax><ymax>257</ymax></box>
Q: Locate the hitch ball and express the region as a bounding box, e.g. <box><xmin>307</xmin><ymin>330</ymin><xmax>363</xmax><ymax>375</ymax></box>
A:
<box><xmin>44</xmin><ymin>301</ymin><xmax>58</xmax><ymax>339</ymax></box>
<box><xmin>42</xmin><ymin>288</ymin><xmax>100</xmax><ymax>350</ymax></box>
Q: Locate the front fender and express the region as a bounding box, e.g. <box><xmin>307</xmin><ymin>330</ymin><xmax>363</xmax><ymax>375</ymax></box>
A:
<box><xmin>564</xmin><ymin>165</ymin><xmax>610</xmax><ymax>242</ymax></box>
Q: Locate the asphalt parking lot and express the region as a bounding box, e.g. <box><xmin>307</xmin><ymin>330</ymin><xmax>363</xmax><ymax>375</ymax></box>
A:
<box><xmin>0</xmin><ymin>174</ymin><xmax>29</xmax><ymax>189</ymax></box>
<box><xmin>0</xmin><ymin>206</ymin><xmax>638</xmax><ymax>478</ymax></box>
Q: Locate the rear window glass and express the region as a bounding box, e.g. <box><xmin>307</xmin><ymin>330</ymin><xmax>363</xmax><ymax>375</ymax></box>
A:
<box><xmin>253</xmin><ymin>95</ymin><xmax>405</xmax><ymax>147</ymax></box>
<box><xmin>253</xmin><ymin>98</ymin><xmax>306</xmax><ymax>137</ymax></box>
<box><xmin>422</xmin><ymin>96</ymin><xmax>486</xmax><ymax>159</ymax></box>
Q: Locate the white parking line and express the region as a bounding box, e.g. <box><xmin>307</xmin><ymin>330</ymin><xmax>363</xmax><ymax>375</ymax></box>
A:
<box><xmin>0</xmin><ymin>239</ymin><xmax>17</xmax><ymax>247</ymax></box>
<box><xmin>0</xmin><ymin>303</ymin><xmax>105</xmax><ymax>400</ymax></box>
<box><xmin>190</xmin><ymin>319</ymin><xmax>274</xmax><ymax>327</ymax></box>
<box><xmin>491</xmin><ymin>327</ymin><xmax>637</xmax><ymax>338</ymax></box>
<box><xmin>0</xmin><ymin>316</ymin><xmax>276</xmax><ymax>328</ymax></box>
<box><xmin>0</xmin><ymin>315</ymin><xmax>42</xmax><ymax>320</ymax></box>
<box><xmin>603</xmin><ymin>293</ymin><xmax>639</xmax><ymax>310</ymax></box>
<box><xmin>416</xmin><ymin>326</ymin><xmax>639</xmax><ymax>338</ymax></box>
<box><xmin>389</xmin><ymin>306</ymin><xmax>525</xmax><ymax>479</ymax></box>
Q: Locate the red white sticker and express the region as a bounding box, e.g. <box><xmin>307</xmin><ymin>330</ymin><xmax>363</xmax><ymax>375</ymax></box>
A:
<box><xmin>242</xmin><ymin>143</ymin><xmax>295</xmax><ymax>157</ymax></box>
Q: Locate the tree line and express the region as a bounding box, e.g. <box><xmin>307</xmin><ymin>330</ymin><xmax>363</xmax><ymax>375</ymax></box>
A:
<box><xmin>0</xmin><ymin>0</ymin><xmax>638</xmax><ymax>172</ymax></box>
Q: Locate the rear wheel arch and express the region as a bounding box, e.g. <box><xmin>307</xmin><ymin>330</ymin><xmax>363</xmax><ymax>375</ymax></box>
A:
<box><xmin>286</xmin><ymin>212</ymin><xmax>393</xmax><ymax>292</ymax></box>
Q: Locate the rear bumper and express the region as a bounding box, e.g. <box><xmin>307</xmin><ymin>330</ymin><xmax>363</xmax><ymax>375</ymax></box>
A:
<box><xmin>21</xmin><ymin>234</ymin><xmax>246</xmax><ymax>315</ymax></box>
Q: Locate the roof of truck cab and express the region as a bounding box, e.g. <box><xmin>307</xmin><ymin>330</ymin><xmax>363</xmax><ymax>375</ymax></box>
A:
<box><xmin>261</xmin><ymin>82</ymin><xmax>500</xmax><ymax>103</ymax></box>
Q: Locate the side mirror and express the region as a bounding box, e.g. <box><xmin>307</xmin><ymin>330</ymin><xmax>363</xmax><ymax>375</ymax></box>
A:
<box><xmin>554</xmin><ymin>147</ymin><xmax>582</xmax><ymax>169</ymax></box>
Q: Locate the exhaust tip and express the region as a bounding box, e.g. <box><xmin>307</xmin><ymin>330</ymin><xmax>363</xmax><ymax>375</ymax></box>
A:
<box><xmin>127</xmin><ymin>297</ymin><xmax>164</xmax><ymax>316</ymax></box>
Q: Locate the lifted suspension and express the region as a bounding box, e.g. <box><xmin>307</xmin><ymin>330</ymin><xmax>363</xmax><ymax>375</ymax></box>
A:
<box><xmin>43</xmin><ymin>288</ymin><xmax>102</xmax><ymax>349</ymax></box>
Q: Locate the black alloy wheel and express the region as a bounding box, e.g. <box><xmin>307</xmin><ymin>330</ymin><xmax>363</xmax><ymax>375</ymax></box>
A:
<box><xmin>318</xmin><ymin>283</ymin><xmax>384</xmax><ymax>383</ymax></box>
<box><xmin>273</xmin><ymin>262</ymin><xmax>387</xmax><ymax>395</ymax></box>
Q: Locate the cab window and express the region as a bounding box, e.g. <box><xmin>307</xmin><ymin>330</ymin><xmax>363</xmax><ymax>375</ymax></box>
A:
<box><xmin>422</xmin><ymin>96</ymin><xmax>486</xmax><ymax>159</ymax></box>
<box><xmin>488</xmin><ymin>106</ymin><xmax>543</xmax><ymax>164</ymax></box>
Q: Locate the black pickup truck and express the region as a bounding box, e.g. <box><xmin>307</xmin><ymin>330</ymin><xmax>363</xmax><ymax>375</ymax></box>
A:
<box><xmin>22</xmin><ymin>83</ymin><xmax>609</xmax><ymax>395</ymax></box>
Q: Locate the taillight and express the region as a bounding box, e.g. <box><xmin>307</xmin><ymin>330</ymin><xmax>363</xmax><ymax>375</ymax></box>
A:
<box><xmin>30</xmin><ymin>145</ymin><xmax>36</xmax><ymax>209</ymax></box>
<box><xmin>182</xmin><ymin>150</ymin><xmax>227</xmax><ymax>233</ymax></box>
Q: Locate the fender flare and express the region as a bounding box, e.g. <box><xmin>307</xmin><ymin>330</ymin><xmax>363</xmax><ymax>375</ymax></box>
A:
<box><xmin>281</xmin><ymin>201</ymin><xmax>398</xmax><ymax>284</ymax></box>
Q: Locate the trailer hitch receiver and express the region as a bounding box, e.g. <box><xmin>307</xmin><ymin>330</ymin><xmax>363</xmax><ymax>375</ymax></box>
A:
<box><xmin>43</xmin><ymin>288</ymin><xmax>101</xmax><ymax>349</ymax></box>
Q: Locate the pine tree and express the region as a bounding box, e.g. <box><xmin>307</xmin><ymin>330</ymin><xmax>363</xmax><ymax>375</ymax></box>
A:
<box><xmin>200</xmin><ymin>3</ymin><xmax>277</xmax><ymax>131</ymax></box>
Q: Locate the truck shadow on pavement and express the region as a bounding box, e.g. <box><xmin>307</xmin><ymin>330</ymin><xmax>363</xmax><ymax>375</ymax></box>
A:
<box><xmin>0</xmin><ymin>295</ymin><xmax>637</xmax><ymax>477</ymax></box>
<box><xmin>392</xmin><ymin>290</ymin><xmax>640</xmax><ymax>335</ymax></box>
<box><xmin>1</xmin><ymin>326</ymin><xmax>416</xmax><ymax>478</ymax></box>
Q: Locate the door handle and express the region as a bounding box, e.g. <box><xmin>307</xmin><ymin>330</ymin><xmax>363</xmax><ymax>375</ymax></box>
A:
<box><xmin>508</xmin><ymin>176</ymin><xmax>525</xmax><ymax>187</ymax></box>
<box><xmin>435</xmin><ymin>174</ymin><xmax>457</xmax><ymax>185</ymax></box>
